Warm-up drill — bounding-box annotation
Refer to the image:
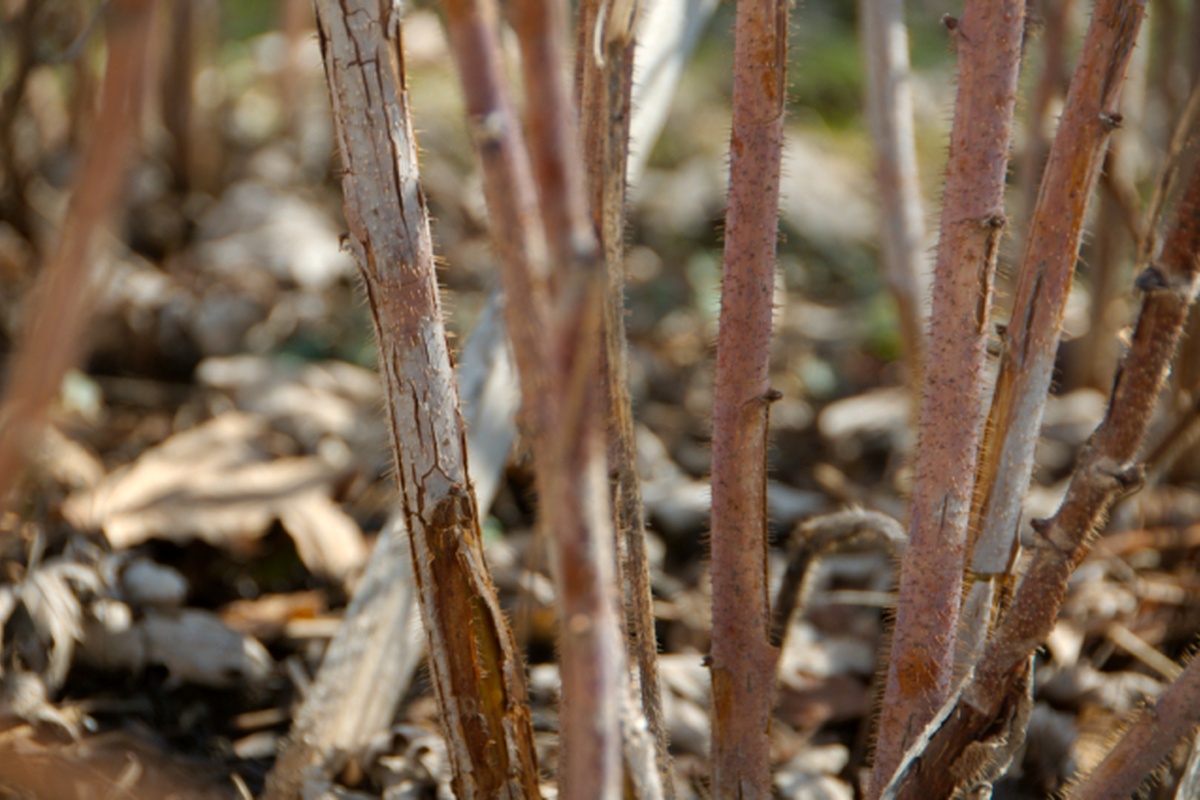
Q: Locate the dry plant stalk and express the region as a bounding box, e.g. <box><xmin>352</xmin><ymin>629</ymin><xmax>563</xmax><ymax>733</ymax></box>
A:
<box><xmin>442</xmin><ymin>0</ymin><xmax>641</xmax><ymax>795</ymax></box>
<box><xmin>507</xmin><ymin>0</ymin><xmax>630</xmax><ymax>795</ymax></box>
<box><xmin>441</xmin><ymin>0</ymin><xmax>550</xmax><ymax>405</ymax></box>
<box><xmin>869</xmin><ymin>2</ymin><xmax>1024</xmax><ymax>792</ymax></box>
<box><xmin>311</xmin><ymin>3</ymin><xmax>539</xmax><ymax>796</ymax></box>
<box><xmin>1072</xmin><ymin>655</ymin><xmax>1200</xmax><ymax>800</ymax></box>
<box><xmin>708</xmin><ymin>1</ymin><xmax>789</xmax><ymax>796</ymax></box>
<box><xmin>576</xmin><ymin>1</ymin><xmax>674</xmax><ymax>793</ymax></box>
<box><xmin>0</xmin><ymin>0</ymin><xmax>157</xmax><ymax>509</ymax></box>
<box><xmin>968</xmin><ymin>0</ymin><xmax>1147</xmax><ymax>588</ymax></box>
<box><xmin>769</xmin><ymin>509</ymin><xmax>905</xmax><ymax>651</ymax></box>
<box><xmin>1017</xmin><ymin>0</ymin><xmax>1077</xmax><ymax>238</ymax></box>
<box><xmin>881</xmin><ymin>90</ymin><xmax>1200</xmax><ymax>800</ymax></box>
<box><xmin>858</xmin><ymin>0</ymin><xmax>927</xmax><ymax>385</ymax></box>
<box><xmin>1072</xmin><ymin>643</ymin><xmax>1200</xmax><ymax>796</ymax></box>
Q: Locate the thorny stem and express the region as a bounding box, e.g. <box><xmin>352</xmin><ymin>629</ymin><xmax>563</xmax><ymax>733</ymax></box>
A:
<box><xmin>967</xmin><ymin>0</ymin><xmax>1147</xmax><ymax>604</ymax></box>
<box><xmin>1071</xmin><ymin>656</ymin><xmax>1200</xmax><ymax>798</ymax></box>
<box><xmin>708</xmin><ymin>0</ymin><xmax>789</xmax><ymax>797</ymax></box>
<box><xmin>868</xmin><ymin>2</ymin><xmax>1025</xmax><ymax>794</ymax></box>
<box><xmin>575</xmin><ymin>1</ymin><xmax>674</xmax><ymax>796</ymax></box>
<box><xmin>882</xmin><ymin>85</ymin><xmax>1200</xmax><ymax>800</ymax></box>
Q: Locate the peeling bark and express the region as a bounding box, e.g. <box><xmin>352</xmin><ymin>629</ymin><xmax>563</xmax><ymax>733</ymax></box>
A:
<box><xmin>311</xmin><ymin>4</ymin><xmax>539</xmax><ymax>797</ymax></box>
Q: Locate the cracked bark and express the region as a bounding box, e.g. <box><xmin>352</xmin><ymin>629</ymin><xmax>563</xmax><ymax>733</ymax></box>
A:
<box><xmin>311</xmin><ymin>3</ymin><xmax>539</xmax><ymax>797</ymax></box>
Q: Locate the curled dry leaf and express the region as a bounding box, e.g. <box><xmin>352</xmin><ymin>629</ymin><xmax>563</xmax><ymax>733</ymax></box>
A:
<box><xmin>62</xmin><ymin>412</ymin><xmax>366</xmax><ymax>583</ymax></box>
<box><xmin>196</xmin><ymin>355</ymin><xmax>384</xmax><ymax>463</ymax></box>
<box><xmin>0</xmin><ymin>559</ymin><xmax>102</xmax><ymax>692</ymax></box>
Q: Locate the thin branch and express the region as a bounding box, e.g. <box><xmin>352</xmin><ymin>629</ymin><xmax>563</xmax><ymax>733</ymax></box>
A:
<box><xmin>0</xmin><ymin>0</ymin><xmax>157</xmax><ymax>510</ymax></box>
<box><xmin>969</xmin><ymin>0</ymin><xmax>1147</xmax><ymax>583</ymax></box>
<box><xmin>441</xmin><ymin>0</ymin><xmax>552</xmax><ymax>427</ymax></box>
<box><xmin>507</xmin><ymin>0</ymin><xmax>630</xmax><ymax>796</ymax></box>
<box><xmin>708</xmin><ymin>0</ymin><xmax>789</xmax><ymax>796</ymax></box>
<box><xmin>868</xmin><ymin>3</ymin><xmax>1025</xmax><ymax>793</ymax></box>
<box><xmin>576</xmin><ymin>1</ymin><xmax>674</xmax><ymax>795</ymax></box>
<box><xmin>881</xmin><ymin>90</ymin><xmax>1200</xmax><ymax>800</ymax></box>
<box><xmin>858</xmin><ymin>0</ymin><xmax>927</xmax><ymax>386</ymax></box>
<box><xmin>769</xmin><ymin>509</ymin><xmax>905</xmax><ymax>651</ymax></box>
<box><xmin>1017</xmin><ymin>0</ymin><xmax>1077</xmax><ymax>238</ymax></box>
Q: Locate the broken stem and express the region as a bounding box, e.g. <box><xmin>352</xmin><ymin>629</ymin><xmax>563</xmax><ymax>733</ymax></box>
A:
<box><xmin>312</xmin><ymin>4</ymin><xmax>540</xmax><ymax>796</ymax></box>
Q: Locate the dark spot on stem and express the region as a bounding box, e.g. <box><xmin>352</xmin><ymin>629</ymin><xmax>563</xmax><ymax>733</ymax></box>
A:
<box><xmin>1134</xmin><ymin>265</ymin><xmax>1169</xmax><ymax>293</ymax></box>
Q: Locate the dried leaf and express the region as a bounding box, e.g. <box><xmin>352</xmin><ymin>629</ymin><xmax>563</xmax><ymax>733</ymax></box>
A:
<box><xmin>63</xmin><ymin>412</ymin><xmax>366</xmax><ymax>580</ymax></box>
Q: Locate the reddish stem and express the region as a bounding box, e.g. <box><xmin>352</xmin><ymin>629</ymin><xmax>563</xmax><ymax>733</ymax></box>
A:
<box><xmin>0</xmin><ymin>0</ymin><xmax>157</xmax><ymax>509</ymax></box>
<box><xmin>708</xmin><ymin>1</ymin><xmax>789</xmax><ymax>797</ymax></box>
<box><xmin>869</xmin><ymin>3</ymin><xmax>1025</xmax><ymax>793</ymax></box>
<box><xmin>883</xmin><ymin>107</ymin><xmax>1200</xmax><ymax>800</ymax></box>
<box><xmin>969</xmin><ymin>0</ymin><xmax>1147</xmax><ymax>589</ymax></box>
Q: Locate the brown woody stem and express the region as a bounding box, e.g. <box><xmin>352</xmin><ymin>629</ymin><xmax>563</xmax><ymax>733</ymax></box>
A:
<box><xmin>313</xmin><ymin>3</ymin><xmax>541</xmax><ymax>797</ymax></box>
<box><xmin>869</xmin><ymin>2</ymin><xmax>1025</xmax><ymax>793</ymax></box>
<box><xmin>507</xmin><ymin>0</ymin><xmax>632</xmax><ymax>796</ymax></box>
<box><xmin>575</xmin><ymin>2</ymin><xmax>674</xmax><ymax>796</ymax></box>
<box><xmin>969</xmin><ymin>0</ymin><xmax>1147</xmax><ymax>581</ymax></box>
<box><xmin>883</xmin><ymin>82</ymin><xmax>1200</xmax><ymax>800</ymax></box>
<box><xmin>0</xmin><ymin>0</ymin><xmax>158</xmax><ymax>511</ymax></box>
<box><xmin>708</xmin><ymin>1</ymin><xmax>789</xmax><ymax>797</ymax></box>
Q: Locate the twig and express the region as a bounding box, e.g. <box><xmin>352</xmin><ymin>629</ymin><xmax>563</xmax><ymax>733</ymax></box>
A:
<box><xmin>708</xmin><ymin>0</ymin><xmax>789</xmax><ymax>796</ymax></box>
<box><xmin>1017</xmin><ymin>0</ymin><xmax>1077</xmax><ymax>238</ymax></box>
<box><xmin>576</xmin><ymin>2</ymin><xmax>674</xmax><ymax>795</ymax></box>
<box><xmin>1065</xmin><ymin>160</ymin><xmax>1200</xmax><ymax>800</ymax></box>
<box><xmin>868</xmin><ymin>3</ymin><xmax>1025</xmax><ymax>793</ymax></box>
<box><xmin>310</xmin><ymin>4</ymin><xmax>540</xmax><ymax>796</ymax></box>
<box><xmin>969</xmin><ymin>0</ymin><xmax>1147</xmax><ymax>585</ymax></box>
<box><xmin>0</xmin><ymin>0</ymin><xmax>158</xmax><ymax>511</ymax></box>
<box><xmin>858</xmin><ymin>0</ymin><xmax>927</xmax><ymax>386</ymax></box>
<box><xmin>441</xmin><ymin>0</ymin><xmax>552</xmax><ymax>427</ymax></box>
<box><xmin>881</xmin><ymin>90</ymin><xmax>1200</xmax><ymax>800</ymax></box>
<box><xmin>506</xmin><ymin>1</ymin><xmax>631</xmax><ymax>796</ymax></box>
<box><xmin>769</xmin><ymin>509</ymin><xmax>905</xmax><ymax>651</ymax></box>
